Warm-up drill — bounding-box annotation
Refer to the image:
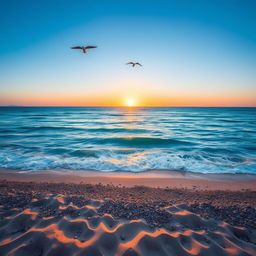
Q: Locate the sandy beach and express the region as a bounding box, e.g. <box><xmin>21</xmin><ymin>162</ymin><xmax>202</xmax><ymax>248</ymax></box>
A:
<box><xmin>1</xmin><ymin>168</ymin><xmax>256</xmax><ymax>190</ymax></box>
<box><xmin>0</xmin><ymin>168</ymin><xmax>256</xmax><ymax>256</ymax></box>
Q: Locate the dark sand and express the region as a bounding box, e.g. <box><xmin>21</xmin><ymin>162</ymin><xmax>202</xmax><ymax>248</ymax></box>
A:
<box><xmin>0</xmin><ymin>168</ymin><xmax>256</xmax><ymax>255</ymax></box>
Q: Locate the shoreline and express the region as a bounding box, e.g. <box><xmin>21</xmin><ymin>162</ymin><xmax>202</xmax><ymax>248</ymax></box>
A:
<box><xmin>1</xmin><ymin>168</ymin><xmax>256</xmax><ymax>191</ymax></box>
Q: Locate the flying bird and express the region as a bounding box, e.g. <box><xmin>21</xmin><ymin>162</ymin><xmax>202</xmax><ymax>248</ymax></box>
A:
<box><xmin>70</xmin><ymin>45</ymin><xmax>97</xmax><ymax>54</ymax></box>
<box><xmin>126</xmin><ymin>62</ymin><xmax>142</xmax><ymax>67</ymax></box>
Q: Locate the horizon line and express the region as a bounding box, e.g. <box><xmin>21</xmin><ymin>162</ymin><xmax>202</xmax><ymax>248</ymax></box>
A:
<box><xmin>0</xmin><ymin>105</ymin><xmax>255</xmax><ymax>108</ymax></box>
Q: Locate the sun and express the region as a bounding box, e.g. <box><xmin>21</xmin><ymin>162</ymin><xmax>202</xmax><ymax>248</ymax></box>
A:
<box><xmin>124</xmin><ymin>98</ymin><xmax>136</xmax><ymax>107</ymax></box>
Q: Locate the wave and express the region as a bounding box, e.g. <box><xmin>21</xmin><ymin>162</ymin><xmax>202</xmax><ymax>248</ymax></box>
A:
<box><xmin>95</xmin><ymin>137</ymin><xmax>195</xmax><ymax>147</ymax></box>
<box><xmin>17</xmin><ymin>126</ymin><xmax>76</xmax><ymax>132</ymax></box>
<box><xmin>50</xmin><ymin>149</ymin><xmax>99</xmax><ymax>158</ymax></box>
<box><xmin>10</xmin><ymin>126</ymin><xmax>153</xmax><ymax>134</ymax></box>
<box><xmin>218</xmin><ymin>119</ymin><xmax>244</xmax><ymax>123</ymax></box>
<box><xmin>28</xmin><ymin>116</ymin><xmax>46</xmax><ymax>119</ymax></box>
<box><xmin>0</xmin><ymin>148</ymin><xmax>255</xmax><ymax>174</ymax></box>
<box><xmin>0</xmin><ymin>129</ymin><xmax>16</xmax><ymax>133</ymax></box>
<box><xmin>83</xmin><ymin>128</ymin><xmax>151</xmax><ymax>133</ymax></box>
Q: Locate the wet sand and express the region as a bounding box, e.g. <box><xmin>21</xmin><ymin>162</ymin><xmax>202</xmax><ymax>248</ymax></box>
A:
<box><xmin>0</xmin><ymin>168</ymin><xmax>256</xmax><ymax>255</ymax></box>
<box><xmin>1</xmin><ymin>168</ymin><xmax>256</xmax><ymax>191</ymax></box>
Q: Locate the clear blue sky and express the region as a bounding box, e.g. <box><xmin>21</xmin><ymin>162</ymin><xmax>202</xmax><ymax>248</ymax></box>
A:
<box><xmin>0</xmin><ymin>0</ymin><xmax>255</xmax><ymax>106</ymax></box>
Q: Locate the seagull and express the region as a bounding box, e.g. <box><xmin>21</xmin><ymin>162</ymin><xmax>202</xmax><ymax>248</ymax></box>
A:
<box><xmin>126</xmin><ymin>62</ymin><xmax>142</xmax><ymax>67</ymax></box>
<box><xmin>70</xmin><ymin>45</ymin><xmax>97</xmax><ymax>54</ymax></box>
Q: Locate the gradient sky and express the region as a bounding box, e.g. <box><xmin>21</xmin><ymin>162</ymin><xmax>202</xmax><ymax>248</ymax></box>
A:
<box><xmin>0</xmin><ymin>0</ymin><xmax>255</xmax><ymax>106</ymax></box>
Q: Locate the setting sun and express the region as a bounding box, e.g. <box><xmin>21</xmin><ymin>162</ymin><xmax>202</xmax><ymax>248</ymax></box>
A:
<box><xmin>124</xmin><ymin>98</ymin><xmax>137</xmax><ymax>107</ymax></box>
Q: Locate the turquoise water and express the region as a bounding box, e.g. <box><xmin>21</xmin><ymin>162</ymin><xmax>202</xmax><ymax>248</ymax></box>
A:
<box><xmin>0</xmin><ymin>107</ymin><xmax>255</xmax><ymax>173</ymax></box>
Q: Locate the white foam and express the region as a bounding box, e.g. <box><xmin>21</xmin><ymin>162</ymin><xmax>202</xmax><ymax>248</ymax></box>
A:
<box><xmin>0</xmin><ymin>148</ymin><xmax>255</xmax><ymax>174</ymax></box>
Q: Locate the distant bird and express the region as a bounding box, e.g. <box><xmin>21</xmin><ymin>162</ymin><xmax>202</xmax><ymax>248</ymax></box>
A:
<box><xmin>70</xmin><ymin>45</ymin><xmax>97</xmax><ymax>54</ymax></box>
<box><xmin>126</xmin><ymin>62</ymin><xmax>142</xmax><ymax>67</ymax></box>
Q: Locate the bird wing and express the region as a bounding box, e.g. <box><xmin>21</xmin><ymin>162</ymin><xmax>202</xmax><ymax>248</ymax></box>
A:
<box><xmin>126</xmin><ymin>62</ymin><xmax>134</xmax><ymax>65</ymax></box>
<box><xmin>85</xmin><ymin>46</ymin><xmax>97</xmax><ymax>49</ymax></box>
<box><xmin>71</xmin><ymin>46</ymin><xmax>82</xmax><ymax>49</ymax></box>
<box><xmin>135</xmin><ymin>62</ymin><xmax>142</xmax><ymax>66</ymax></box>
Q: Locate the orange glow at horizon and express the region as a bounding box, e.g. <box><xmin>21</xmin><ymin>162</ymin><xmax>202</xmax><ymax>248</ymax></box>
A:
<box><xmin>1</xmin><ymin>90</ymin><xmax>256</xmax><ymax>107</ymax></box>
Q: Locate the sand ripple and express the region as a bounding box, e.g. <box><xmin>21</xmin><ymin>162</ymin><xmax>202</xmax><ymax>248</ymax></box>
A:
<box><xmin>0</xmin><ymin>195</ymin><xmax>256</xmax><ymax>256</ymax></box>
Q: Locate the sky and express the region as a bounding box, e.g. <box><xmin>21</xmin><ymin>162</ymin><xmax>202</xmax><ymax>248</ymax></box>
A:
<box><xmin>0</xmin><ymin>0</ymin><xmax>255</xmax><ymax>107</ymax></box>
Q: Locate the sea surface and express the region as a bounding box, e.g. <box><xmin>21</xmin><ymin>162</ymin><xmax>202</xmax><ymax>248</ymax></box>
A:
<box><xmin>0</xmin><ymin>107</ymin><xmax>255</xmax><ymax>174</ymax></box>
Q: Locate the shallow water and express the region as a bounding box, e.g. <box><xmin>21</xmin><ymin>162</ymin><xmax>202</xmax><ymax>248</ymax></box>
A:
<box><xmin>0</xmin><ymin>107</ymin><xmax>255</xmax><ymax>173</ymax></box>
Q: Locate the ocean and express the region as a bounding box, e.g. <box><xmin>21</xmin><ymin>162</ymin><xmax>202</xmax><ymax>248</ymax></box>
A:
<box><xmin>0</xmin><ymin>107</ymin><xmax>255</xmax><ymax>174</ymax></box>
